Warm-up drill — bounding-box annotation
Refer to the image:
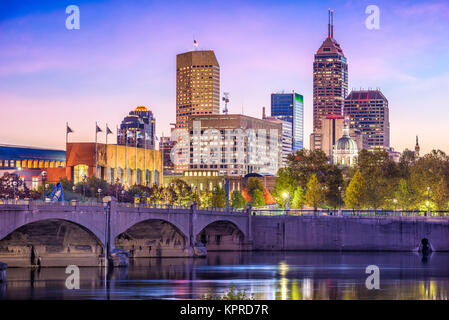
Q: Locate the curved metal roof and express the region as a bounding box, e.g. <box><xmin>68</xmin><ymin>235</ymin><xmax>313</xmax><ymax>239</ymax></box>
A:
<box><xmin>0</xmin><ymin>145</ymin><xmax>66</xmax><ymax>161</ymax></box>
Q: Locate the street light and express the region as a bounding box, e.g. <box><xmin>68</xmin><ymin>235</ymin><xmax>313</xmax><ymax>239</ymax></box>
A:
<box><xmin>338</xmin><ymin>186</ymin><xmax>343</xmax><ymax>215</ymax></box>
<box><xmin>82</xmin><ymin>174</ymin><xmax>87</xmax><ymax>201</ymax></box>
<box><xmin>427</xmin><ymin>186</ymin><xmax>431</xmax><ymax>216</ymax></box>
<box><xmin>282</xmin><ymin>191</ymin><xmax>290</xmax><ymax>211</ymax></box>
<box><xmin>41</xmin><ymin>171</ymin><xmax>47</xmax><ymax>200</ymax></box>
<box><xmin>393</xmin><ymin>198</ymin><xmax>398</xmax><ymax>212</ymax></box>
<box><xmin>120</xmin><ymin>190</ymin><xmax>125</xmax><ymax>203</ymax></box>
<box><xmin>12</xmin><ymin>181</ymin><xmax>18</xmax><ymax>203</ymax></box>
<box><xmin>97</xmin><ymin>188</ymin><xmax>102</xmax><ymax>202</ymax></box>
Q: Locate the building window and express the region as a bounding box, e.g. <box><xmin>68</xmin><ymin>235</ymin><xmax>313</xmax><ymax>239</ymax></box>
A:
<box><xmin>32</xmin><ymin>177</ymin><xmax>39</xmax><ymax>190</ymax></box>
<box><xmin>73</xmin><ymin>164</ymin><xmax>89</xmax><ymax>184</ymax></box>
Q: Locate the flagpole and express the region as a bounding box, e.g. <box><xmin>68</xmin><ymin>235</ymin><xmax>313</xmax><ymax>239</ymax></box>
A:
<box><xmin>161</xmin><ymin>132</ymin><xmax>164</xmax><ymax>185</ymax></box>
<box><xmin>105</xmin><ymin>124</ymin><xmax>108</xmax><ymax>182</ymax></box>
<box><xmin>95</xmin><ymin>122</ymin><xmax>98</xmax><ymax>179</ymax></box>
<box><xmin>135</xmin><ymin>130</ymin><xmax>138</xmax><ymax>185</ymax></box>
<box><xmin>66</xmin><ymin>122</ymin><xmax>69</xmax><ymax>146</ymax></box>
<box><xmin>144</xmin><ymin>132</ymin><xmax>147</xmax><ymax>186</ymax></box>
<box><xmin>153</xmin><ymin>137</ymin><xmax>156</xmax><ymax>186</ymax></box>
<box><xmin>125</xmin><ymin>129</ymin><xmax>128</xmax><ymax>187</ymax></box>
<box><xmin>116</xmin><ymin>125</ymin><xmax>119</xmax><ymax>184</ymax></box>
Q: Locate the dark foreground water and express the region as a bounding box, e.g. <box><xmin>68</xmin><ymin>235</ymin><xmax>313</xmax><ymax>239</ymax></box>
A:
<box><xmin>1</xmin><ymin>251</ymin><xmax>449</xmax><ymax>300</ymax></box>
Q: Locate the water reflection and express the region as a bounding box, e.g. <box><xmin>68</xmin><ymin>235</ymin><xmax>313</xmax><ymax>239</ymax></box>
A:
<box><xmin>1</xmin><ymin>251</ymin><xmax>449</xmax><ymax>300</ymax></box>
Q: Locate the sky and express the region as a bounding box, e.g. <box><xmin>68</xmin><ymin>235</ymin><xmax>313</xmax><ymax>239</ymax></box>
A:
<box><xmin>0</xmin><ymin>0</ymin><xmax>448</xmax><ymax>154</ymax></box>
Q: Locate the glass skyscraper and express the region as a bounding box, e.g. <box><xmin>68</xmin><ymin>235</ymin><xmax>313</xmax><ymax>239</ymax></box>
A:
<box><xmin>270</xmin><ymin>92</ymin><xmax>304</xmax><ymax>151</ymax></box>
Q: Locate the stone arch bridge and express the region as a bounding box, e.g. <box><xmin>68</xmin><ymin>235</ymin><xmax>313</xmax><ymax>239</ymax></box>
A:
<box><xmin>0</xmin><ymin>200</ymin><xmax>252</xmax><ymax>267</ymax></box>
<box><xmin>2</xmin><ymin>202</ymin><xmax>449</xmax><ymax>267</ymax></box>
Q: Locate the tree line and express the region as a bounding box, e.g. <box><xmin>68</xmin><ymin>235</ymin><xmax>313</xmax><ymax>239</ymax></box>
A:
<box><xmin>273</xmin><ymin>148</ymin><xmax>449</xmax><ymax>211</ymax></box>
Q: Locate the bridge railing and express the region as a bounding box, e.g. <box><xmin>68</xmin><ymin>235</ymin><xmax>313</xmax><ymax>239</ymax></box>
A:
<box><xmin>251</xmin><ymin>209</ymin><xmax>449</xmax><ymax>217</ymax></box>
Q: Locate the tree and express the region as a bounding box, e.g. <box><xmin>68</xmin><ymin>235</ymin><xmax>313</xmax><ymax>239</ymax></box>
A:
<box><xmin>291</xmin><ymin>186</ymin><xmax>305</xmax><ymax>209</ymax></box>
<box><xmin>212</xmin><ymin>186</ymin><xmax>227</xmax><ymax>208</ymax></box>
<box><xmin>246</xmin><ymin>177</ymin><xmax>264</xmax><ymax>197</ymax></box>
<box><xmin>305</xmin><ymin>174</ymin><xmax>324</xmax><ymax>211</ymax></box>
<box><xmin>355</xmin><ymin>149</ymin><xmax>398</xmax><ymax>209</ymax></box>
<box><xmin>231</xmin><ymin>190</ymin><xmax>246</xmax><ymax>208</ymax></box>
<box><xmin>394</xmin><ymin>178</ymin><xmax>417</xmax><ymax>210</ymax></box>
<box><xmin>434</xmin><ymin>178</ymin><xmax>449</xmax><ymax>210</ymax></box>
<box><xmin>251</xmin><ymin>189</ymin><xmax>266</xmax><ymax>207</ymax></box>
<box><xmin>171</xmin><ymin>179</ymin><xmax>194</xmax><ymax>206</ymax></box>
<box><xmin>344</xmin><ymin>169</ymin><xmax>366</xmax><ymax>209</ymax></box>
<box><xmin>273</xmin><ymin>167</ymin><xmax>297</xmax><ymax>207</ymax></box>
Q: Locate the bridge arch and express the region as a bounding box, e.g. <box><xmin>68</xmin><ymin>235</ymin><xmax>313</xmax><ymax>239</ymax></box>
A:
<box><xmin>114</xmin><ymin>218</ymin><xmax>190</xmax><ymax>258</ymax></box>
<box><xmin>0</xmin><ymin>218</ymin><xmax>105</xmax><ymax>267</ymax></box>
<box><xmin>195</xmin><ymin>219</ymin><xmax>246</xmax><ymax>251</ymax></box>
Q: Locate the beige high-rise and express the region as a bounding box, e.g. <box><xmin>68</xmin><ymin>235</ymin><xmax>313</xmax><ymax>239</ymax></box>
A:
<box><xmin>176</xmin><ymin>50</ymin><xmax>220</xmax><ymax>128</ymax></box>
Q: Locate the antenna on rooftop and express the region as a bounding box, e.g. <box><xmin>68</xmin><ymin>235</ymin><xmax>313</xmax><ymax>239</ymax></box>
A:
<box><xmin>222</xmin><ymin>92</ymin><xmax>230</xmax><ymax>114</ymax></box>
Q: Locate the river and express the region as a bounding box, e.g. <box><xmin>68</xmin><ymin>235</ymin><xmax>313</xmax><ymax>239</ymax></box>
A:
<box><xmin>1</xmin><ymin>251</ymin><xmax>448</xmax><ymax>300</ymax></box>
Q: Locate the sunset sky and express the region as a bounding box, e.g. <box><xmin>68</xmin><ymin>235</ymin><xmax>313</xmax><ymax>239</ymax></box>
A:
<box><xmin>1</xmin><ymin>0</ymin><xmax>448</xmax><ymax>154</ymax></box>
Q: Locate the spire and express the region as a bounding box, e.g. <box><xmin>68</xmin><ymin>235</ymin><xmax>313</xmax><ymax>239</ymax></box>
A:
<box><xmin>415</xmin><ymin>135</ymin><xmax>420</xmax><ymax>157</ymax></box>
<box><xmin>328</xmin><ymin>8</ymin><xmax>331</xmax><ymax>38</ymax></box>
<box><xmin>331</xmin><ymin>10</ymin><xmax>334</xmax><ymax>39</ymax></box>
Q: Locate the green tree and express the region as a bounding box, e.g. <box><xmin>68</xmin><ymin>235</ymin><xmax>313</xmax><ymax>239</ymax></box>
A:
<box><xmin>246</xmin><ymin>177</ymin><xmax>264</xmax><ymax>197</ymax></box>
<box><xmin>394</xmin><ymin>178</ymin><xmax>417</xmax><ymax>210</ymax></box>
<box><xmin>291</xmin><ymin>186</ymin><xmax>305</xmax><ymax>209</ymax></box>
<box><xmin>434</xmin><ymin>178</ymin><xmax>449</xmax><ymax>210</ymax></box>
<box><xmin>212</xmin><ymin>186</ymin><xmax>227</xmax><ymax>208</ymax></box>
<box><xmin>344</xmin><ymin>169</ymin><xmax>366</xmax><ymax>209</ymax></box>
<box><xmin>273</xmin><ymin>167</ymin><xmax>298</xmax><ymax>207</ymax></box>
<box><xmin>305</xmin><ymin>174</ymin><xmax>324</xmax><ymax>211</ymax></box>
<box><xmin>231</xmin><ymin>190</ymin><xmax>246</xmax><ymax>208</ymax></box>
<box><xmin>171</xmin><ymin>179</ymin><xmax>194</xmax><ymax>205</ymax></box>
<box><xmin>251</xmin><ymin>189</ymin><xmax>266</xmax><ymax>207</ymax></box>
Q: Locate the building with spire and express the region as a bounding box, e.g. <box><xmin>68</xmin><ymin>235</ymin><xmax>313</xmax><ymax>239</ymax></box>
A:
<box><xmin>311</xmin><ymin>9</ymin><xmax>348</xmax><ymax>151</ymax></box>
<box><xmin>415</xmin><ymin>136</ymin><xmax>420</xmax><ymax>158</ymax></box>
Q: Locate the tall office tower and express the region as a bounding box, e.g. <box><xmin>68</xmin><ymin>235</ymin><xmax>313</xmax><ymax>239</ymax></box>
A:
<box><xmin>270</xmin><ymin>92</ymin><xmax>304</xmax><ymax>151</ymax></box>
<box><xmin>344</xmin><ymin>89</ymin><xmax>390</xmax><ymax>151</ymax></box>
<box><xmin>311</xmin><ymin>9</ymin><xmax>348</xmax><ymax>150</ymax></box>
<box><xmin>117</xmin><ymin>106</ymin><xmax>156</xmax><ymax>149</ymax></box>
<box><xmin>176</xmin><ymin>50</ymin><xmax>220</xmax><ymax>129</ymax></box>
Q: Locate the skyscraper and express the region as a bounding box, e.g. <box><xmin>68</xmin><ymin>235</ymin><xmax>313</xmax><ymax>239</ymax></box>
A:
<box><xmin>344</xmin><ymin>89</ymin><xmax>390</xmax><ymax>151</ymax></box>
<box><xmin>311</xmin><ymin>9</ymin><xmax>348</xmax><ymax>150</ymax></box>
<box><xmin>176</xmin><ymin>50</ymin><xmax>220</xmax><ymax>129</ymax></box>
<box><xmin>270</xmin><ymin>92</ymin><xmax>304</xmax><ymax>151</ymax></box>
<box><xmin>117</xmin><ymin>106</ymin><xmax>156</xmax><ymax>149</ymax></box>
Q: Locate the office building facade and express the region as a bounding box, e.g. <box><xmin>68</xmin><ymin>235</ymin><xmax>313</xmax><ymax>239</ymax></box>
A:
<box><xmin>117</xmin><ymin>106</ymin><xmax>156</xmax><ymax>149</ymax></box>
<box><xmin>344</xmin><ymin>89</ymin><xmax>390</xmax><ymax>151</ymax></box>
<box><xmin>270</xmin><ymin>92</ymin><xmax>304</xmax><ymax>151</ymax></box>
<box><xmin>311</xmin><ymin>10</ymin><xmax>348</xmax><ymax>150</ymax></box>
<box><xmin>176</xmin><ymin>50</ymin><xmax>220</xmax><ymax>129</ymax></box>
<box><xmin>186</xmin><ymin>114</ymin><xmax>282</xmax><ymax>176</ymax></box>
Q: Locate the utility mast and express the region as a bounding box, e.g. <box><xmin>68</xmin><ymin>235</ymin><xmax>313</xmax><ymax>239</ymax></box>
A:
<box><xmin>222</xmin><ymin>92</ymin><xmax>230</xmax><ymax>114</ymax></box>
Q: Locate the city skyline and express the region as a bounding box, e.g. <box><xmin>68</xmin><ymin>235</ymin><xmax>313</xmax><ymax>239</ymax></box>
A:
<box><xmin>1</xmin><ymin>0</ymin><xmax>449</xmax><ymax>155</ymax></box>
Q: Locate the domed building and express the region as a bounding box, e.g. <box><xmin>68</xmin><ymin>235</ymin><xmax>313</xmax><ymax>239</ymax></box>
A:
<box><xmin>332</xmin><ymin>123</ymin><xmax>358</xmax><ymax>166</ymax></box>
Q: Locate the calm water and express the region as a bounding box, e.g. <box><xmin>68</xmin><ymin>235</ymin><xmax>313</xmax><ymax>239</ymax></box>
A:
<box><xmin>1</xmin><ymin>251</ymin><xmax>449</xmax><ymax>300</ymax></box>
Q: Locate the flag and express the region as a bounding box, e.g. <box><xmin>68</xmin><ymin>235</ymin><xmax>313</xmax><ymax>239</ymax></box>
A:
<box><xmin>66</xmin><ymin>124</ymin><xmax>74</xmax><ymax>134</ymax></box>
<box><xmin>106</xmin><ymin>125</ymin><xmax>112</xmax><ymax>135</ymax></box>
<box><xmin>193</xmin><ymin>40</ymin><xmax>198</xmax><ymax>47</ymax></box>
<box><xmin>96</xmin><ymin>124</ymin><xmax>102</xmax><ymax>133</ymax></box>
<box><xmin>127</xmin><ymin>130</ymin><xmax>134</xmax><ymax>138</ymax></box>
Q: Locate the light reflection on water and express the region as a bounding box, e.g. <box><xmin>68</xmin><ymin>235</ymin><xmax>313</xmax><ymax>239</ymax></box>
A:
<box><xmin>1</xmin><ymin>251</ymin><xmax>449</xmax><ymax>300</ymax></box>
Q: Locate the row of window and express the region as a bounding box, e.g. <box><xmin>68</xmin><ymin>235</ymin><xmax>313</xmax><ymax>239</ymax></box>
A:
<box><xmin>0</xmin><ymin>159</ymin><xmax>65</xmax><ymax>169</ymax></box>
